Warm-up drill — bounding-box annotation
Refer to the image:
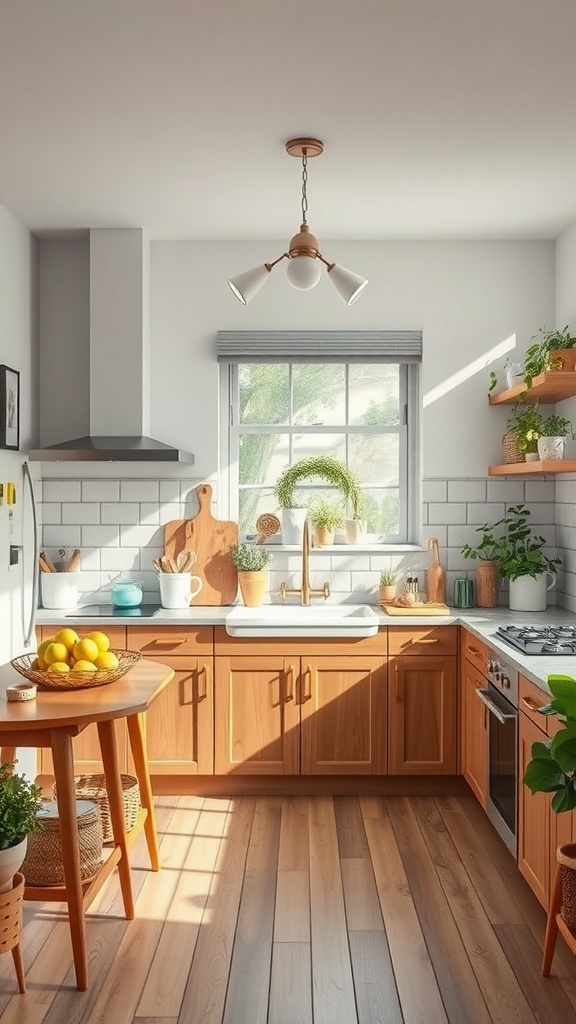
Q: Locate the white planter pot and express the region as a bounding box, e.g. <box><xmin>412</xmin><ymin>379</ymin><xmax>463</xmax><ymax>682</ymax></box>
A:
<box><xmin>537</xmin><ymin>436</ymin><xmax>565</xmax><ymax>460</ymax></box>
<box><xmin>281</xmin><ymin>508</ymin><xmax>308</xmax><ymax>546</ymax></box>
<box><xmin>509</xmin><ymin>573</ymin><xmax>556</xmax><ymax>612</ymax></box>
<box><xmin>525</xmin><ymin>451</ymin><xmax>539</xmax><ymax>462</ymax></box>
<box><xmin>345</xmin><ymin>519</ymin><xmax>367</xmax><ymax>544</ymax></box>
<box><xmin>0</xmin><ymin>836</ymin><xmax>27</xmax><ymax>894</ymax></box>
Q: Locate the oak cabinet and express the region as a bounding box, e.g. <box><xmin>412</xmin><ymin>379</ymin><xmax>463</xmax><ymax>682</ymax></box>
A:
<box><xmin>518</xmin><ymin>709</ymin><xmax>550</xmax><ymax>908</ymax></box>
<box><xmin>460</xmin><ymin>632</ymin><xmax>488</xmax><ymax>808</ymax></box>
<box><xmin>214</xmin><ymin>653</ymin><xmax>387</xmax><ymax>775</ymax></box>
<box><xmin>388</xmin><ymin>655</ymin><xmax>457</xmax><ymax>774</ymax></box>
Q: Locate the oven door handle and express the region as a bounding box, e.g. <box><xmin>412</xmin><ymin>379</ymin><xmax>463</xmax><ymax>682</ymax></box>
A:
<box><xmin>476</xmin><ymin>688</ymin><xmax>516</xmax><ymax>723</ymax></box>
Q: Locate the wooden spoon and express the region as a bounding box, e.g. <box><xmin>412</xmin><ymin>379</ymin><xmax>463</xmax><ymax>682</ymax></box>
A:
<box><xmin>177</xmin><ymin>550</ymin><xmax>197</xmax><ymax>572</ymax></box>
<box><xmin>160</xmin><ymin>555</ymin><xmax>177</xmax><ymax>573</ymax></box>
<box><xmin>152</xmin><ymin>558</ymin><xmax>164</xmax><ymax>573</ymax></box>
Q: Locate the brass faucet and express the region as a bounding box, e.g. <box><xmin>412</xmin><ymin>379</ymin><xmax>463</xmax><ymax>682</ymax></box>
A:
<box><xmin>279</xmin><ymin>518</ymin><xmax>331</xmax><ymax>606</ymax></box>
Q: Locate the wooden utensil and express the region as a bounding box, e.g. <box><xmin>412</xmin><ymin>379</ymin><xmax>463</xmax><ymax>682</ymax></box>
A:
<box><xmin>38</xmin><ymin>554</ymin><xmax>54</xmax><ymax>573</ymax></box>
<box><xmin>66</xmin><ymin>549</ymin><xmax>81</xmax><ymax>572</ymax></box>
<box><xmin>426</xmin><ymin>537</ymin><xmax>446</xmax><ymax>604</ymax></box>
<box><xmin>40</xmin><ymin>551</ymin><xmax>57</xmax><ymax>573</ymax></box>
<box><xmin>164</xmin><ymin>483</ymin><xmax>238</xmax><ymax>605</ymax></box>
<box><xmin>177</xmin><ymin>550</ymin><xmax>197</xmax><ymax>572</ymax></box>
<box><xmin>255</xmin><ymin>512</ymin><xmax>280</xmax><ymax>545</ymax></box>
<box><xmin>152</xmin><ymin>558</ymin><xmax>164</xmax><ymax>573</ymax></box>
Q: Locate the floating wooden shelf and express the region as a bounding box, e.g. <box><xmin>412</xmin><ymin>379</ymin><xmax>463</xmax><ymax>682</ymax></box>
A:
<box><xmin>489</xmin><ymin>371</ymin><xmax>576</xmax><ymax>405</ymax></box>
<box><xmin>488</xmin><ymin>460</ymin><xmax>576</xmax><ymax>475</ymax></box>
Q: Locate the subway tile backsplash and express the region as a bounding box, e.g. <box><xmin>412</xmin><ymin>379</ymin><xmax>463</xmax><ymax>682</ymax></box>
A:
<box><xmin>39</xmin><ymin>476</ymin><xmax>560</xmax><ymax>607</ymax></box>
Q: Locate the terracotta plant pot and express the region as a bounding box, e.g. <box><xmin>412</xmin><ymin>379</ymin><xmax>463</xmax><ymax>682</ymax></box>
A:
<box><xmin>379</xmin><ymin>585</ymin><xmax>396</xmax><ymax>606</ymax></box>
<box><xmin>314</xmin><ymin>526</ymin><xmax>335</xmax><ymax>547</ymax></box>
<box><xmin>475</xmin><ymin>560</ymin><xmax>500</xmax><ymax>608</ymax></box>
<box><xmin>549</xmin><ymin>349</ymin><xmax>576</xmax><ymax>372</ymax></box>
<box><xmin>237</xmin><ymin>570</ymin><xmax>268</xmax><ymax>607</ymax></box>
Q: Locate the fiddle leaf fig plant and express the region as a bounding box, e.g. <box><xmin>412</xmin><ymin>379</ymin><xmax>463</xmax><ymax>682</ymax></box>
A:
<box><xmin>523</xmin><ymin>675</ymin><xmax>576</xmax><ymax>813</ymax></box>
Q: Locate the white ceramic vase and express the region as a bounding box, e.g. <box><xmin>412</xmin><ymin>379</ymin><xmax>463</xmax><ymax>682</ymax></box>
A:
<box><xmin>281</xmin><ymin>508</ymin><xmax>308</xmax><ymax>546</ymax></box>
<box><xmin>345</xmin><ymin>519</ymin><xmax>367</xmax><ymax>544</ymax></box>
<box><xmin>0</xmin><ymin>836</ymin><xmax>27</xmax><ymax>894</ymax></box>
<box><xmin>537</xmin><ymin>436</ymin><xmax>565</xmax><ymax>460</ymax></box>
<box><xmin>508</xmin><ymin>573</ymin><xmax>556</xmax><ymax>612</ymax></box>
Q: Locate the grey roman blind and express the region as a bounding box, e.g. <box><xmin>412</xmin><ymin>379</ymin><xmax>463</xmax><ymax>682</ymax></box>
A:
<box><xmin>216</xmin><ymin>330</ymin><xmax>423</xmax><ymax>363</ymax></box>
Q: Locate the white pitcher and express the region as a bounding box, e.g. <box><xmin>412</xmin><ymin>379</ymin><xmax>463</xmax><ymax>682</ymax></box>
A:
<box><xmin>508</xmin><ymin>572</ymin><xmax>556</xmax><ymax>612</ymax></box>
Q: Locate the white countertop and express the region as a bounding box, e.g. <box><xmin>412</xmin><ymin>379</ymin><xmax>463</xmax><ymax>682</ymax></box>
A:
<box><xmin>35</xmin><ymin>604</ymin><xmax>576</xmax><ymax>694</ymax></box>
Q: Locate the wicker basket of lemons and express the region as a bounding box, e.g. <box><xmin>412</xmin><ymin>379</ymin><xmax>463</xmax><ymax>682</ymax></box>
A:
<box><xmin>11</xmin><ymin>628</ymin><xmax>140</xmax><ymax>691</ymax></box>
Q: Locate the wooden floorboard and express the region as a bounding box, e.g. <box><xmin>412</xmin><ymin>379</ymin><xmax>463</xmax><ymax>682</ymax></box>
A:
<box><xmin>0</xmin><ymin>792</ymin><xmax>572</xmax><ymax>1024</ymax></box>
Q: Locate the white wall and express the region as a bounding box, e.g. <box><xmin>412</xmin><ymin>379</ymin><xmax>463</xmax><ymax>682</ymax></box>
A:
<box><xmin>553</xmin><ymin>221</ymin><xmax>576</xmax><ymax>611</ymax></box>
<box><xmin>0</xmin><ymin>202</ymin><xmax>38</xmax><ymax>778</ymax></box>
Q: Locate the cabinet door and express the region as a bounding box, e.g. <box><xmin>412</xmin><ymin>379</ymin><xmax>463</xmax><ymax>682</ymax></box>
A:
<box><xmin>518</xmin><ymin>711</ymin><xmax>550</xmax><ymax>909</ymax></box>
<box><xmin>300</xmin><ymin>656</ymin><xmax>387</xmax><ymax>775</ymax></box>
<box><xmin>388</xmin><ymin>656</ymin><xmax>457</xmax><ymax>774</ymax></box>
<box><xmin>461</xmin><ymin>659</ymin><xmax>488</xmax><ymax>807</ymax></box>
<box><xmin>137</xmin><ymin>656</ymin><xmax>213</xmax><ymax>775</ymax></box>
<box><xmin>214</xmin><ymin>657</ymin><xmax>300</xmax><ymax>774</ymax></box>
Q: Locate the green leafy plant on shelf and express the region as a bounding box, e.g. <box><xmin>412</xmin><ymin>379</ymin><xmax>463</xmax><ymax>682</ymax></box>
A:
<box><xmin>461</xmin><ymin>504</ymin><xmax>561</xmax><ymax>580</ymax></box>
<box><xmin>539</xmin><ymin>414</ymin><xmax>576</xmax><ymax>439</ymax></box>
<box><xmin>274</xmin><ymin>455</ymin><xmax>362</xmax><ymax>518</ymax></box>
<box><xmin>0</xmin><ymin>762</ymin><xmax>44</xmax><ymax>851</ymax></box>
<box><xmin>505</xmin><ymin>404</ymin><xmax>544</xmax><ymax>453</ymax></box>
<box><xmin>523</xmin><ymin>675</ymin><xmax>576</xmax><ymax>812</ymax></box>
<box><xmin>523</xmin><ymin>325</ymin><xmax>576</xmax><ymax>389</ymax></box>
<box><xmin>309</xmin><ymin>501</ymin><xmax>345</xmax><ymax>532</ymax></box>
<box><xmin>230</xmin><ymin>544</ymin><xmax>273</xmax><ymax>572</ymax></box>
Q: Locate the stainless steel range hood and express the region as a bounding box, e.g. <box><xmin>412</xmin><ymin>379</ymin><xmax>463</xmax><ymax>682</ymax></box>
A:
<box><xmin>29</xmin><ymin>435</ymin><xmax>194</xmax><ymax>463</ymax></box>
<box><xmin>31</xmin><ymin>228</ymin><xmax>195</xmax><ymax>464</ymax></box>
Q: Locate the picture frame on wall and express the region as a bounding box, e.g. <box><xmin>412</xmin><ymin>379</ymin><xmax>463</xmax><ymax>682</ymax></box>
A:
<box><xmin>0</xmin><ymin>365</ymin><xmax>20</xmax><ymax>450</ymax></box>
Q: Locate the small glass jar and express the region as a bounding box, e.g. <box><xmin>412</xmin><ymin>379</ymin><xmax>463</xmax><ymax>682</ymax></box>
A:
<box><xmin>110</xmin><ymin>580</ymin><xmax>143</xmax><ymax>609</ymax></box>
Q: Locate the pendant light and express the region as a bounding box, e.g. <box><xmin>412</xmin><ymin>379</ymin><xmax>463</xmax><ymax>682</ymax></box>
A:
<box><xmin>228</xmin><ymin>138</ymin><xmax>368</xmax><ymax>306</ymax></box>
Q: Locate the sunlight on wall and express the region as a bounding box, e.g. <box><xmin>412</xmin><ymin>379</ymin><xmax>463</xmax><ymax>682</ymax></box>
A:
<box><xmin>423</xmin><ymin>334</ymin><xmax>516</xmax><ymax>408</ymax></box>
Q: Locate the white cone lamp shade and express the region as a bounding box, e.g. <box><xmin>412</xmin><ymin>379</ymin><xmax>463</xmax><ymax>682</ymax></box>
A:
<box><xmin>286</xmin><ymin>255</ymin><xmax>322</xmax><ymax>291</ymax></box>
<box><xmin>328</xmin><ymin>264</ymin><xmax>369</xmax><ymax>306</ymax></box>
<box><xmin>228</xmin><ymin>264</ymin><xmax>271</xmax><ymax>305</ymax></box>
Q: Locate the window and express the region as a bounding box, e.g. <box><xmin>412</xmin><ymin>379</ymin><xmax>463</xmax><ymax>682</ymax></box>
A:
<box><xmin>218</xmin><ymin>332</ymin><xmax>422</xmax><ymax>545</ymax></box>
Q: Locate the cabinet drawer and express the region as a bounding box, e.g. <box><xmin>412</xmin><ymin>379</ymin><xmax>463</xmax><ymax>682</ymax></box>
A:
<box><xmin>388</xmin><ymin>625</ymin><xmax>457</xmax><ymax>657</ymax></box>
<box><xmin>127</xmin><ymin>625</ymin><xmax>214</xmax><ymax>656</ymax></box>
<box><xmin>519</xmin><ymin>674</ymin><xmax>550</xmax><ymax>734</ymax></box>
<box><xmin>214</xmin><ymin>626</ymin><xmax>387</xmax><ymax>658</ymax></box>
<box><xmin>39</xmin><ymin>624</ymin><xmax>126</xmax><ymax>649</ymax></box>
<box><xmin>461</xmin><ymin>629</ymin><xmax>488</xmax><ymax>675</ymax></box>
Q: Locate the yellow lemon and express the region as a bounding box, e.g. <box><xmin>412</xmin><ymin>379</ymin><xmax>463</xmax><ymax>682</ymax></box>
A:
<box><xmin>94</xmin><ymin>651</ymin><xmax>119</xmax><ymax>670</ymax></box>
<box><xmin>37</xmin><ymin>657</ymin><xmax>47</xmax><ymax>671</ymax></box>
<box><xmin>37</xmin><ymin>638</ymin><xmax>54</xmax><ymax>660</ymax></box>
<box><xmin>72</xmin><ymin>660</ymin><xmax>98</xmax><ymax>673</ymax></box>
<box><xmin>54</xmin><ymin>627</ymin><xmax>79</xmax><ymax>652</ymax></box>
<box><xmin>72</xmin><ymin>638</ymin><xmax>99</xmax><ymax>663</ymax></box>
<box><xmin>86</xmin><ymin>631</ymin><xmax>111</xmax><ymax>653</ymax></box>
<box><xmin>44</xmin><ymin>642</ymin><xmax>69</xmax><ymax>665</ymax></box>
<box><xmin>47</xmin><ymin>661</ymin><xmax>70</xmax><ymax>674</ymax></box>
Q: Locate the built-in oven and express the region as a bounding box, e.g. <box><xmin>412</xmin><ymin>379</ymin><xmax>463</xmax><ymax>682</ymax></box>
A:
<box><xmin>476</xmin><ymin>650</ymin><xmax>519</xmax><ymax>857</ymax></box>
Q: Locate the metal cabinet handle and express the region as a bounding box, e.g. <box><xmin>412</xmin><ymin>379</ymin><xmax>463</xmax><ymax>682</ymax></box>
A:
<box><xmin>285</xmin><ymin>664</ymin><xmax>294</xmax><ymax>702</ymax></box>
<box><xmin>476</xmin><ymin>688</ymin><xmax>516</xmax><ymax>723</ymax></box>
<box><xmin>394</xmin><ymin>663</ymin><xmax>401</xmax><ymax>703</ymax></box>
<box><xmin>403</xmin><ymin>638</ymin><xmax>439</xmax><ymax>647</ymax></box>
<box><xmin>197</xmin><ymin>663</ymin><xmax>208</xmax><ymax>701</ymax></box>
<box><xmin>302</xmin><ymin>665</ymin><xmax>312</xmax><ymax>702</ymax></box>
<box><xmin>468</xmin><ymin>645</ymin><xmax>481</xmax><ymax>656</ymax></box>
<box><xmin>521</xmin><ymin>696</ymin><xmax>543</xmax><ymax>713</ymax></box>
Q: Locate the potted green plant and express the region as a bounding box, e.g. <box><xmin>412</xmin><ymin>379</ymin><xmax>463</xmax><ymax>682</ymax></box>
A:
<box><xmin>274</xmin><ymin>456</ymin><xmax>362</xmax><ymax>545</ymax></box>
<box><xmin>230</xmin><ymin>544</ymin><xmax>273</xmax><ymax>606</ymax></box>
<box><xmin>379</xmin><ymin>569</ymin><xmax>398</xmax><ymax>605</ymax></box>
<box><xmin>461</xmin><ymin>524</ymin><xmax>504</xmax><ymax>608</ymax></box>
<box><xmin>537</xmin><ymin>413</ymin><xmax>576</xmax><ymax>461</ymax></box>
<box><xmin>0</xmin><ymin>762</ymin><xmax>43</xmax><ymax>892</ymax></box>
<box><xmin>503</xmin><ymin>404</ymin><xmax>544</xmax><ymax>463</ymax></box>
<box><xmin>523</xmin><ymin>325</ymin><xmax>576</xmax><ymax>389</ymax></box>
<box><xmin>309</xmin><ymin>501</ymin><xmax>345</xmax><ymax>547</ymax></box>
<box><xmin>523</xmin><ymin>674</ymin><xmax>576</xmax><ymax>931</ymax></box>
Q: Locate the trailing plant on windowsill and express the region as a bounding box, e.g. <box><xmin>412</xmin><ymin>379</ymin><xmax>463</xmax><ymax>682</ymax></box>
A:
<box><xmin>274</xmin><ymin>455</ymin><xmax>362</xmax><ymax>517</ymax></box>
<box><xmin>309</xmin><ymin>501</ymin><xmax>345</xmax><ymax>532</ymax></box>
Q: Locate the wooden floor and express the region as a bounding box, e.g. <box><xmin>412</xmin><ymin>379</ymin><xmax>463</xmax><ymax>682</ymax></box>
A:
<box><xmin>1</xmin><ymin>793</ymin><xmax>576</xmax><ymax>1023</ymax></box>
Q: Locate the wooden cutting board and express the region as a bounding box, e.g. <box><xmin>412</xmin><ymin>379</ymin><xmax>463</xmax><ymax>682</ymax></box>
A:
<box><xmin>164</xmin><ymin>483</ymin><xmax>238</xmax><ymax>606</ymax></box>
<box><xmin>384</xmin><ymin>603</ymin><xmax>451</xmax><ymax>616</ymax></box>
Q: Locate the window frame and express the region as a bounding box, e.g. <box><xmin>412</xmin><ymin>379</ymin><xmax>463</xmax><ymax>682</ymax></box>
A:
<box><xmin>220</xmin><ymin>359</ymin><xmax>422</xmax><ymax>548</ymax></box>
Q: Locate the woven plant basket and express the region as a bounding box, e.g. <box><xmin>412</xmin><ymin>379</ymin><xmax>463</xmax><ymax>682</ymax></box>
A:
<box><xmin>558</xmin><ymin>844</ymin><xmax>576</xmax><ymax>931</ymax></box>
<box><xmin>502</xmin><ymin>430</ymin><xmax>525</xmax><ymax>464</ymax></box>
<box><xmin>0</xmin><ymin>872</ymin><xmax>24</xmax><ymax>956</ymax></box>
<box><xmin>22</xmin><ymin>800</ymin><xmax>103</xmax><ymax>886</ymax></box>
<box><xmin>53</xmin><ymin>774</ymin><xmax>141</xmax><ymax>844</ymax></box>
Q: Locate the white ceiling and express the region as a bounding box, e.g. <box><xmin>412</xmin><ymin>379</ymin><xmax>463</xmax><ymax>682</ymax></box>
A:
<box><xmin>2</xmin><ymin>0</ymin><xmax>576</xmax><ymax>241</ymax></box>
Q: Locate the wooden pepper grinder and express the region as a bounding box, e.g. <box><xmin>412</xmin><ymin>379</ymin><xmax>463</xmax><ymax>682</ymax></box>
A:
<box><xmin>426</xmin><ymin>537</ymin><xmax>446</xmax><ymax>604</ymax></box>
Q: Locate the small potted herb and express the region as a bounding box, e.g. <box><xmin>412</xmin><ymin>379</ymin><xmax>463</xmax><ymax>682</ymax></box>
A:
<box><xmin>523</xmin><ymin>325</ymin><xmax>576</xmax><ymax>389</ymax></box>
<box><xmin>230</xmin><ymin>544</ymin><xmax>273</xmax><ymax>607</ymax></box>
<box><xmin>310</xmin><ymin>501</ymin><xmax>345</xmax><ymax>547</ymax></box>
<box><xmin>537</xmin><ymin>414</ymin><xmax>576</xmax><ymax>461</ymax></box>
<box><xmin>379</xmin><ymin>569</ymin><xmax>398</xmax><ymax>605</ymax></box>
<box><xmin>0</xmin><ymin>762</ymin><xmax>44</xmax><ymax>893</ymax></box>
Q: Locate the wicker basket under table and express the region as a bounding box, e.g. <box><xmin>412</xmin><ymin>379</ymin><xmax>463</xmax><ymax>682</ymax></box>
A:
<box><xmin>0</xmin><ymin>872</ymin><xmax>26</xmax><ymax>993</ymax></box>
<box><xmin>53</xmin><ymin>773</ymin><xmax>141</xmax><ymax>844</ymax></box>
<box><xmin>22</xmin><ymin>800</ymin><xmax>103</xmax><ymax>886</ymax></box>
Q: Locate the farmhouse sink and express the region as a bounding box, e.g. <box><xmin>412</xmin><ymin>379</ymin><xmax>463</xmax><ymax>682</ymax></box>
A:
<box><xmin>225</xmin><ymin>604</ymin><xmax>379</xmax><ymax>637</ymax></box>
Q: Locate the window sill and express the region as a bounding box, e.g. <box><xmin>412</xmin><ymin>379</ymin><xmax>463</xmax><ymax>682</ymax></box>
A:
<box><xmin>245</xmin><ymin>542</ymin><xmax>425</xmax><ymax>553</ymax></box>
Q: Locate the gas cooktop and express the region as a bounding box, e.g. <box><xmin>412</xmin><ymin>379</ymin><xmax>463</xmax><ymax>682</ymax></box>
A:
<box><xmin>494</xmin><ymin>624</ymin><xmax>576</xmax><ymax>655</ymax></box>
<box><xmin>66</xmin><ymin>605</ymin><xmax>161</xmax><ymax>618</ymax></box>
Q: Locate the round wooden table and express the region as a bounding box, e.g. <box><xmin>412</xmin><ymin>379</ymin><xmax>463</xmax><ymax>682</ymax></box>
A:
<box><xmin>0</xmin><ymin>658</ymin><xmax>175</xmax><ymax>991</ymax></box>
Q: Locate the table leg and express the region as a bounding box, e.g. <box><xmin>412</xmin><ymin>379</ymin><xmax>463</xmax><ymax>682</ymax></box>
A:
<box><xmin>97</xmin><ymin>719</ymin><xmax>134</xmax><ymax>920</ymax></box>
<box><xmin>50</xmin><ymin>729</ymin><xmax>88</xmax><ymax>992</ymax></box>
<box><xmin>1</xmin><ymin>746</ymin><xmax>17</xmax><ymax>767</ymax></box>
<box><xmin>127</xmin><ymin>712</ymin><xmax>159</xmax><ymax>871</ymax></box>
<box><xmin>543</xmin><ymin>863</ymin><xmax>562</xmax><ymax>976</ymax></box>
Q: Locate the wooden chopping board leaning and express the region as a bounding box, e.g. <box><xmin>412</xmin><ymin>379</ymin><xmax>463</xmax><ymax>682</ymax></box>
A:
<box><xmin>164</xmin><ymin>483</ymin><xmax>239</xmax><ymax>605</ymax></box>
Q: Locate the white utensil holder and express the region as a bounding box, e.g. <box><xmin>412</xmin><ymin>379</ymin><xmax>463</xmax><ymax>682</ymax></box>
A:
<box><xmin>40</xmin><ymin>573</ymin><xmax>78</xmax><ymax>609</ymax></box>
<box><xmin>158</xmin><ymin>572</ymin><xmax>203</xmax><ymax>609</ymax></box>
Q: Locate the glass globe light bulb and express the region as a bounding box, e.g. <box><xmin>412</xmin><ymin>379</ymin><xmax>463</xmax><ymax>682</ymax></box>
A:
<box><xmin>286</xmin><ymin>255</ymin><xmax>322</xmax><ymax>291</ymax></box>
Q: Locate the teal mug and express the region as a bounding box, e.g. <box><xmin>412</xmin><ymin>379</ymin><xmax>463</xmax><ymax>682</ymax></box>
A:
<box><xmin>454</xmin><ymin>578</ymin><xmax>474</xmax><ymax>608</ymax></box>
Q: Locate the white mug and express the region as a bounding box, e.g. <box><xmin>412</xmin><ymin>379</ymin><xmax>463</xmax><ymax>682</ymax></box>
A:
<box><xmin>158</xmin><ymin>572</ymin><xmax>203</xmax><ymax>609</ymax></box>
